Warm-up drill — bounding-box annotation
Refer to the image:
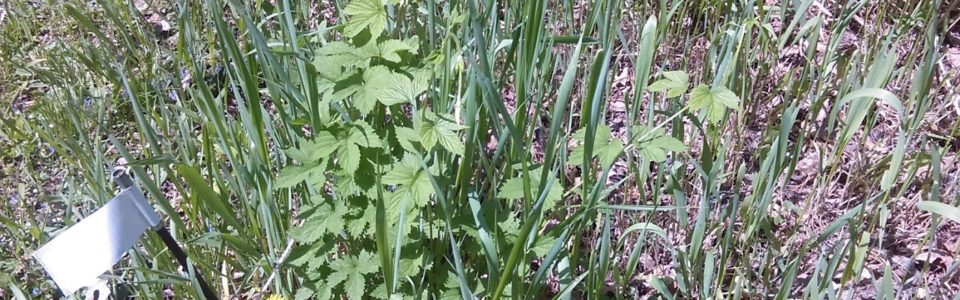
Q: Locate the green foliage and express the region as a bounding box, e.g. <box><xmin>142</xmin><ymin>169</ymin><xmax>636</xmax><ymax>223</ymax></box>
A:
<box><xmin>382</xmin><ymin>154</ymin><xmax>434</xmax><ymax>208</ymax></box>
<box><xmin>688</xmin><ymin>84</ymin><xmax>740</xmax><ymax>124</ymax></box>
<box><xmin>4</xmin><ymin>0</ymin><xmax>956</xmax><ymax>299</ymax></box>
<box><xmin>290</xmin><ymin>202</ymin><xmax>347</xmax><ymax>244</ymax></box>
<box><xmin>343</xmin><ymin>0</ymin><xmax>388</xmax><ymax>37</ymax></box>
<box><xmin>498</xmin><ymin>167</ymin><xmax>564</xmax><ymax>210</ymax></box>
<box><xmin>328</xmin><ymin>251</ymin><xmax>380</xmax><ymax>300</ymax></box>
<box><xmin>647</xmin><ymin>70</ymin><xmax>689</xmax><ymax>97</ymax></box>
<box><xmin>417</xmin><ymin>110</ymin><xmax>466</xmax><ymax>155</ymax></box>
<box><xmin>633</xmin><ymin>126</ymin><xmax>687</xmax><ymax>162</ymax></box>
<box><xmin>918</xmin><ymin>201</ymin><xmax>960</xmax><ymax>224</ymax></box>
<box><xmin>569</xmin><ymin>125</ymin><xmax>624</xmax><ymax>168</ymax></box>
<box><xmin>313</xmin><ymin>37</ymin><xmax>428</xmax><ymax>115</ymax></box>
<box><xmin>270</xmin><ymin>0</ymin><xmax>485</xmax><ymax>297</ymax></box>
<box><xmin>277</xmin><ymin>121</ymin><xmax>385</xmax><ymax>188</ymax></box>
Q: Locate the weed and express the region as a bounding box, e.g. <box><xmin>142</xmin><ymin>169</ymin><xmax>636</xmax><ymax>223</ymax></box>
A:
<box><xmin>2</xmin><ymin>0</ymin><xmax>959</xmax><ymax>299</ymax></box>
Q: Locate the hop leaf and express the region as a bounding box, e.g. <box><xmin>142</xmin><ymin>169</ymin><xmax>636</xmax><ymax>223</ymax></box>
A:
<box><xmin>277</xmin><ymin>122</ymin><xmax>383</xmax><ymax>188</ymax></box>
<box><xmin>276</xmin><ymin>132</ymin><xmax>339</xmax><ymax>189</ymax></box>
<box><xmin>497</xmin><ymin>211</ymin><xmax>521</xmax><ymax>243</ymax></box>
<box><xmin>344</xmin><ymin>121</ymin><xmax>383</xmax><ymax>148</ymax></box>
<box><xmin>352</xmin><ymin>67</ymin><xmax>429</xmax><ymax>113</ymax></box>
<box><xmin>647</xmin><ymin>71</ymin><xmax>689</xmax><ymax>98</ymax></box>
<box><xmin>417</xmin><ymin>110</ymin><xmax>465</xmax><ymax>155</ymax></box>
<box><xmin>275</xmin><ymin>163</ymin><xmax>326</xmax><ymax>189</ymax></box>
<box><xmin>284</xmin><ymin>131</ymin><xmax>339</xmax><ymax>163</ymax></box>
<box><xmin>377</xmin><ymin>37</ymin><xmax>420</xmax><ymax>63</ymax></box>
<box><xmin>382</xmin><ymin>155</ymin><xmax>434</xmax><ymax>207</ymax></box>
<box><xmin>338</xmin><ymin>121</ymin><xmax>382</xmax><ymax>174</ymax></box>
<box><xmin>343</xmin><ymin>0</ymin><xmax>387</xmax><ymax>37</ymax></box>
<box><xmin>633</xmin><ymin>126</ymin><xmax>687</xmax><ymax>162</ymax></box>
<box><xmin>689</xmin><ymin>84</ymin><xmax>740</xmax><ymax>124</ymax></box>
<box><xmin>289</xmin><ymin>202</ymin><xmax>347</xmax><ymax>243</ymax></box>
<box><xmin>353</xmin><ymin>37</ymin><xmax>421</xmax><ymax>64</ymax></box>
<box><xmin>328</xmin><ymin>251</ymin><xmax>379</xmax><ymax>300</ymax></box>
<box><xmin>568</xmin><ymin>125</ymin><xmax>624</xmax><ymax>168</ymax></box>
<box><xmin>295</xmin><ymin>288</ymin><xmax>318</xmax><ymax>300</ymax></box>
<box><xmin>354</xmin><ymin>66</ymin><xmax>404</xmax><ymax>114</ymax></box>
<box><xmin>379</xmin><ymin>69</ymin><xmax>430</xmax><ymax>106</ymax></box>
<box><xmin>394</xmin><ymin>126</ymin><xmax>419</xmax><ymax>153</ymax></box>
<box><xmin>315</xmin><ymin>41</ymin><xmax>375</xmax><ymax>70</ymax></box>
<box><xmin>530</xmin><ymin>234</ymin><xmax>559</xmax><ymax>257</ymax></box>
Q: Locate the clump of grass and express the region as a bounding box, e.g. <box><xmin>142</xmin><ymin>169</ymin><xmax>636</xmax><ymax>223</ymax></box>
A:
<box><xmin>2</xmin><ymin>0</ymin><xmax>959</xmax><ymax>299</ymax></box>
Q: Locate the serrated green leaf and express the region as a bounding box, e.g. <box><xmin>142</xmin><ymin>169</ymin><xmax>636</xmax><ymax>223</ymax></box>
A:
<box><xmin>290</xmin><ymin>202</ymin><xmax>346</xmax><ymax>243</ymax></box>
<box><xmin>356</xmin><ymin>39</ymin><xmax>382</xmax><ymax>59</ymax></box>
<box><xmin>383</xmin><ymin>155</ymin><xmax>434</xmax><ymax>207</ymax></box>
<box><xmin>530</xmin><ymin>234</ymin><xmax>558</xmax><ymax>257</ymax></box>
<box><xmin>371</xmin><ymin>284</ymin><xmax>388</xmax><ymax>299</ymax></box>
<box><xmin>689</xmin><ymin>84</ymin><xmax>740</xmax><ymax>124</ymax></box>
<box><xmin>315</xmin><ymin>283</ymin><xmax>334</xmax><ymax>300</ymax></box>
<box><xmin>295</xmin><ymin>287</ymin><xmax>315</xmax><ymax>300</ymax></box>
<box><xmin>283</xmin><ymin>147</ymin><xmax>312</xmax><ymax>163</ymax></box>
<box><xmin>497</xmin><ymin>178</ymin><xmax>532</xmax><ymax>200</ymax></box>
<box><xmin>569</xmin><ymin>125</ymin><xmax>609</xmax><ymax>163</ymax></box>
<box><xmin>285</xmin><ymin>131</ymin><xmax>339</xmax><ymax>163</ymax></box>
<box><xmin>328</xmin><ymin>251</ymin><xmax>379</xmax><ymax>300</ymax></box>
<box><xmin>275</xmin><ymin>163</ymin><xmax>325</xmax><ymax>189</ymax></box>
<box><xmin>274</xmin><ymin>130</ymin><xmax>340</xmax><ymax>189</ymax></box>
<box><xmin>354</xmin><ymin>66</ymin><xmax>402</xmax><ymax>114</ymax></box>
<box><xmin>343</xmin><ymin>0</ymin><xmax>387</xmax><ymax>37</ymax></box>
<box><xmin>331</xmin><ymin>121</ymin><xmax>383</xmax><ymax>175</ymax></box>
<box><xmin>315</xmin><ymin>41</ymin><xmax>373</xmax><ymax>69</ymax></box>
<box><xmin>597</xmin><ymin>139</ymin><xmax>624</xmax><ymax>167</ymax></box>
<box><xmin>333</xmin><ymin>169</ymin><xmax>364</xmax><ymax>198</ymax></box>
<box><xmin>289</xmin><ymin>243</ymin><xmax>329</xmax><ymax>270</ymax></box>
<box><xmin>497</xmin><ymin>211</ymin><xmax>521</xmax><ymax>243</ymax></box>
<box><xmin>375</xmin><ymin>68</ymin><xmax>431</xmax><ymax>107</ymax></box>
<box><xmin>440</xmin><ymin>272</ymin><xmax>465</xmax><ymax>300</ymax></box>
<box><xmin>568</xmin><ymin>125</ymin><xmax>623</xmax><ymax>167</ymax></box>
<box><xmin>340</xmin><ymin>143</ymin><xmax>362</xmax><ymax>174</ymax></box>
<box><xmin>346</xmin><ymin>204</ymin><xmax>374</xmax><ymax>237</ymax></box>
<box><xmin>346</xmin><ymin>121</ymin><xmax>383</xmax><ymax>148</ymax></box>
<box><xmin>395</xmin><ymin>126</ymin><xmax>419</xmax><ymax>153</ymax></box>
<box><xmin>417</xmin><ymin>110</ymin><xmax>465</xmax><ymax>155</ymax></box>
<box><xmin>381</xmin><ymin>74</ymin><xmax>423</xmax><ymax>106</ymax></box>
<box><xmin>398</xmin><ymin>255</ymin><xmax>424</xmax><ymax>277</ymax></box>
<box><xmin>330</xmin><ymin>76</ymin><xmax>362</xmax><ymax>102</ymax></box>
<box><xmin>647</xmin><ymin>70</ymin><xmax>689</xmax><ymax>97</ymax></box>
<box><xmin>378</xmin><ymin>37</ymin><xmax>420</xmax><ymax>63</ymax></box>
<box><xmin>634</xmin><ymin>126</ymin><xmax>687</xmax><ymax>162</ymax></box>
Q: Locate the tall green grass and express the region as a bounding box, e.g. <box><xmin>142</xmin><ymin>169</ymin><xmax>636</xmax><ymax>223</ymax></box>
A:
<box><xmin>1</xmin><ymin>0</ymin><xmax>959</xmax><ymax>299</ymax></box>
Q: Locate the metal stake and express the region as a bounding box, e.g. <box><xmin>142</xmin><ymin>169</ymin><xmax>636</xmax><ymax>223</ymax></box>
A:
<box><xmin>113</xmin><ymin>170</ymin><xmax>218</xmax><ymax>300</ymax></box>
